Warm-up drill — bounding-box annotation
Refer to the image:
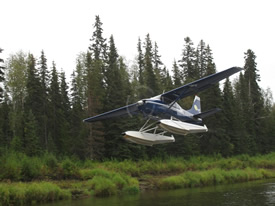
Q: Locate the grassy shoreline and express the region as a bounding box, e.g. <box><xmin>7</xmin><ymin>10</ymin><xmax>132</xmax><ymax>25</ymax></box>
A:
<box><xmin>1</xmin><ymin>152</ymin><xmax>275</xmax><ymax>205</ymax></box>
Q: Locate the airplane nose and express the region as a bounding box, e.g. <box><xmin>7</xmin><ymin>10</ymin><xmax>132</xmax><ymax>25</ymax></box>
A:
<box><xmin>137</xmin><ymin>100</ymin><xmax>145</xmax><ymax>106</ymax></box>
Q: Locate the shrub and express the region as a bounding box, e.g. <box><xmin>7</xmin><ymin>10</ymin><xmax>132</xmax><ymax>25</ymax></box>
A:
<box><xmin>6</xmin><ymin>183</ymin><xmax>26</xmax><ymax>205</ymax></box>
<box><xmin>112</xmin><ymin>174</ymin><xmax>127</xmax><ymax>190</ymax></box>
<box><xmin>183</xmin><ymin>172</ymin><xmax>201</xmax><ymax>188</ymax></box>
<box><xmin>79</xmin><ymin>169</ymin><xmax>94</xmax><ymax>180</ymax></box>
<box><xmin>0</xmin><ymin>184</ymin><xmax>10</xmax><ymax>205</ymax></box>
<box><xmin>80</xmin><ymin>168</ymin><xmax>113</xmax><ymax>180</ymax></box>
<box><xmin>123</xmin><ymin>185</ymin><xmax>139</xmax><ymax>195</ymax></box>
<box><xmin>166</xmin><ymin>158</ymin><xmax>186</xmax><ymax>173</ymax></box>
<box><xmin>117</xmin><ymin>160</ymin><xmax>141</xmax><ymax>177</ymax></box>
<box><xmin>43</xmin><ymin>152</ymin><xmax>58</xmax><ymax>170</ymax></box>
<box><xmin>21</xmin><ymin>156</ymin><xmax>42</xmax><ymax>181</ymax></box>
<box><xmin>89</xmin><ymin>176</ymin><xmax>117</xmax><ymax>196</ymax></box>
<box><xmin>0</xmin><ymin>152</ymin><xmax>22</xmax><ymax>181</ymax></box>
<box><xmin>159</xmin><ymin>175</ymin><xmax>187</xmax><ymax>189</ymax></box>
<box><xmin>217</xmin><ymin>158</ymin><xmax>244</xmax><ymax>170</ymax></box>
<box><xmin>62</xmin><ymin>158</ymin><xmax>80</xmax><ymax>179</ymax></box>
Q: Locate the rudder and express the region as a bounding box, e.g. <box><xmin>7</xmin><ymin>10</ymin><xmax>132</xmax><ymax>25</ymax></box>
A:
<box><xmin>187</xmin><ymin>95</ymin><xmax>201</xmax><ymax>115</ymax></box>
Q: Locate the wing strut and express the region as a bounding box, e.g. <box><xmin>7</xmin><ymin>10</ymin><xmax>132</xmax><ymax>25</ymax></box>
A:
<box><xmin>167</xmin><ymin>89</ymin><xmax>188</xmax><ymax>109</ymax></box>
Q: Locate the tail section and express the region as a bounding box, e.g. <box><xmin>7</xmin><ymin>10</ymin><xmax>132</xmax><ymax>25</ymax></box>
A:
<box><xmin>188</xmin><ymin>96</ymin><xmax>201</xmax><ymax>115</ymax></box>
<box><xmin>187</xmin><ymin>95</ymin><xmax>221</xmax><ymax>119</ymax></box>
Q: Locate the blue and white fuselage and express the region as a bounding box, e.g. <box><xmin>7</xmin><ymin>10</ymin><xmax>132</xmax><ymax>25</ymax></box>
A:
<box><xmin>138</xmin><ymin>95</ymin><xmax>201</xmax><ymax>124</ymax></box>
<box><xmin>123</xmin><ymin>95</ymin><xmax>208</xmax><ymax>145</ymax></box>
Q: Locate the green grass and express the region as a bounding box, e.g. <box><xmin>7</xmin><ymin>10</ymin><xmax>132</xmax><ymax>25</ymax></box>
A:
<box><xmin>0</xmin><ymin>182</ymin><xmax>71</xmax><ymax>206</ymax></box>
<box><xmin>1</xmin><ymin>151</ymin><xmax>275</xmax><ymax>204</ymax></box>
<box><xmin>158</xmin><ymin>168</ymin><xmax>275</xmax><ymax>190</ymax></box>
<box><xmin>1</xmin><ymin>151</ymin><xmax>275</xmax><ymax>181</ymax></box>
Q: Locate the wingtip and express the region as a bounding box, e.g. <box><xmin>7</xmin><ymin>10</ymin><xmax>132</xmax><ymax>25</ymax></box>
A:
<box><xmin>227</xmin><ymin>66</ymin><xmax>243</xmax><ymax>74</ymax></box>
<box><xmin>233</xmin><ymin>66</ymin><xmax>244</xmax><ymax>71</ymax></box>
<box><xmin>83</xmin><ymin>118</ymin><xmax>90</xmax><ymax>123</ymax></box>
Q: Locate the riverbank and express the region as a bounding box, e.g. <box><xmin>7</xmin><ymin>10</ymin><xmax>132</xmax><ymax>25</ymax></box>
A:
<box><xmin>1</xmin><ymin>152</ymin><xmax>275</xmax><ymax>205</ymax></box>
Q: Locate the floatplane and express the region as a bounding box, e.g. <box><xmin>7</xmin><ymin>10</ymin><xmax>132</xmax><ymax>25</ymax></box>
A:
<box><xmin>84</xmin><ymin>67</ymin><xmax>242</xmax><ymax>146</ymax></box>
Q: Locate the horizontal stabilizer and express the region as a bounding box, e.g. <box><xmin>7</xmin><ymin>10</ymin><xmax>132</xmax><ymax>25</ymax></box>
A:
<box><xmin>193</xmin><ymin>108</ymin><xmax>221</xmax><ymax>119</ymax></box>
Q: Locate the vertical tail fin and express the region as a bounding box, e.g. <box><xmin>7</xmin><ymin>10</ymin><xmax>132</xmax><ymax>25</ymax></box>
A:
<box><xmin>187</xmin><ymin>95</ymin><xmax>201</xmax><ymax>115</ymax></box>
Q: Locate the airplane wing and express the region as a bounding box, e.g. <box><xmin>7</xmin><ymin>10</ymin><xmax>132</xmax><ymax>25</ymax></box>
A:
<box><xmin>161</xmin><ymin>67</ymin><xmax>242</xmax><ymax>103</ymax></box>
<box><xmin>83</xmin><ymin>103</ymin><xmax>140</xmax><ymax>123</ymax></box>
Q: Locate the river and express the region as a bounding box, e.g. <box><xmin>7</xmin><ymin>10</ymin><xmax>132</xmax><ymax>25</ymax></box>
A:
<box><xmin>41</xmin><ymin>179</ymin><xmax>275</xmax><ymax>206</ymax></box>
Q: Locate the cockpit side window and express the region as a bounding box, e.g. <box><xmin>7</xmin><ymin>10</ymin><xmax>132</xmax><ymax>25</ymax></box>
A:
<box><xmin>170</xmin><ymin>102</ymin><xmax>181</xmax><ymax>110</ymax></box>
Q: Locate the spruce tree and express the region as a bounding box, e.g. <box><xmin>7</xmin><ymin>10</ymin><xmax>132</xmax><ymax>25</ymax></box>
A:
<box><xmin>85</xmin><ymin>51</ymin><xmax>105</xmax><ymax>160</ymax></box>
<box><xmin>60</xmin><ymin>71</ymin><xmax>70</xmax><ymax>116</ymax></box>
<box><xmin>153</xmin><ymin>42</ymin><xmax>163</xmax><ymax>93</ymax></box>
<box><xmin>261</xmin><ymin>88</ymin><xmax>275</xmax><ymax>152</ymax></box>
<box><xmin>172</xmin><ymin>60</ymin><xmax>181</xmax><ymax>87</ymax></box>
<box><xmin>25</xmin><ymin>53</ymin><xmax>44</xmax><ymax>147</ymax></box>
<box><xmin>10</xmin><ymin>135</ymin><xmax>23</xmax><ymax>152</ymax></box>
<box><xmin>24</xmin><ymin>110</ymin><xmax>40</xmax><ymax>156</ymax></box>
<box><xmin>234</xmin><ymin>72</ymin><xmax>251</xmax><ymax>154</ymax></box>
<box><xmin>135</xmin><ymin>37</ymin><xmax>147</xmax><ymax>100</ymax></box>
<box><xmin>89</xmin><ymin>15</ymin><xmax>107</xmax><ymax>61</ymax></box>
<box><xmin>70</xmin><ymin>56</ymin><xmax>88</xmax><ymax>158</ymax></box>
<box><xmin>59</xmin><ymin>71</ymin><xmax>71</xmax><ymax>153</ymax></box>
<box><xmin>104</xmin><ymin>36</ymin><xmax>133</xmax><ymax>158</ymax></box>
<box><xmin>142</xmin><ymin>35</ymin><xmax>167</xmax><ymax>157</ymax></box>
<box><xmin>0</xmin><ymin>93</ymin><xmax>12</xmax><ymax>149</ymax></box>
<box><xmin>0</xmin><ymin>48</ymin><xmax>5</xmax><ymax>102</ymax></box>
<box><xmin>38</xmin><ymin>50</ymin><xmax>50</xmax><ymax>150</ymax></box>
<box><xmin>143</xmin><ymin>34</ymin><xmax>158</xmax><ymax>97</ymax></box>
<box><xmin>199</xmin><ymin>45</ymin><xmax>227</xmax><ymax>155</ymax></box>
<box><xmin>243</xmin><ymin>49</ymin><xmax>265</xmax><ymax>153</ymax></box>
<box><xmin>222</xmin><ymin>78</ymin><xmax>239</xmax><ymax>154</ymax></box>
<box><xmin>0</xmin><ymin>47</ymin><xmax>6</xmax><ymax>148</ymax></box>
<box><xmin>137</xmin><ymin>37</ymin><xmax>144</xmax><ymax>85</ymax></box>
<box><xmin>179</xmin><ymin>37</ymin><xmax>196</xmax><ymax>83</ymax></box>
<box><xmin>170</xmin><ymin>38</ymin><xmax>198</xmax><ymax>156</ymax></box>
<box><xmin>161</xmin><ymin>67</ymin><xmax>174</xmax><ymax>91</ymax></box>
<box><xmin>86</xmin><ymin>15</ymin><xmax>107</xmax><ymax>159</ymax></box>
<box><xmin>178</xmin><ymin>37</ymin><xmax>197</xmax><ymax>109</ymax></box>
<box><xmin>119</xmin><ymin>57</ymin><xmax>147</xmax><ymax>159</ymax></box>
<box><xmin>267</xmin><ymin>104</ymin><xmax>275</xmax><ymax>151</ymax></box>
<box><xmin>195</xmin><ymin>40</ymin><xmax>207</xmax><ymax>78</ymax></box>
<box><xmin>71</xmin><ymin>53</ymin><xmax>87</xmax><ymax>109</ymax></box>
<box><xmin>48</xmin><ymin>61</ymin><xmax>62</xmax><ymax>153</ymax></box>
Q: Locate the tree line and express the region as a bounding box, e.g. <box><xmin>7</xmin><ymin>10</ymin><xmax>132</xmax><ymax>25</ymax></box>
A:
<box><xmin>0</xmin><ymin>16</ymin><xmax>274</xmax><ymax>160</ymax></box>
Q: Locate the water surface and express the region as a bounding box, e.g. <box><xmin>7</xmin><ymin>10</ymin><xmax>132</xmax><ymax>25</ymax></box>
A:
<box><xmin>41</xmin><ymin>179</ymin><xmax>275</xmax><ymax>206</ymax></box>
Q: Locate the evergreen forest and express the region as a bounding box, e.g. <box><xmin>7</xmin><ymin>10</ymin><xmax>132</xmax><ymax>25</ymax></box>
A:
<box><xmin>0</xmin><ymin>15</ymin><xmax>275</xmax><ymax>161</ymax></box>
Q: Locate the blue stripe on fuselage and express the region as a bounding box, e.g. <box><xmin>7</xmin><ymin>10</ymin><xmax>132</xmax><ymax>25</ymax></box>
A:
<box><xmin>139</xmin><ymin>100</ymin><xmax>194</xmax><ymax>122</ymax></box>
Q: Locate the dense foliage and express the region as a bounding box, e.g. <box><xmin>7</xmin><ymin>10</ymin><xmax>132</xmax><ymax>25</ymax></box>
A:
<box><xmin>0</xmin><ymin>16</ymin><xmax>274</xmax><ymax>160</ymax></box>
<box><xmin>1</xmin><ymin>152</ymin><xmax>275</xmax><ymax>205</ymax></box>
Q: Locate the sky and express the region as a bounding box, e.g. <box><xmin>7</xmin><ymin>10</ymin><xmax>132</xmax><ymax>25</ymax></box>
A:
<box><xmin>1</xmin><ymin>0</ymin><xmax>275</xmax><ymax>100</ymax></box>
